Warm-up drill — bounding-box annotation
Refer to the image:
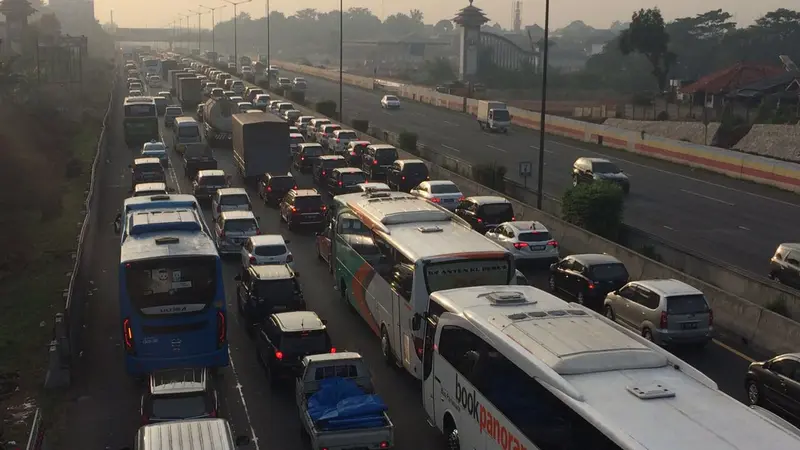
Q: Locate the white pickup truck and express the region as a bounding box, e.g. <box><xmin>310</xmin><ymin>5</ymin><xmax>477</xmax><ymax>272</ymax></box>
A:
<box><xmin>296</xmin><ymin>352</ymin><xmax>394</xmax><ymax>450</ymax></box>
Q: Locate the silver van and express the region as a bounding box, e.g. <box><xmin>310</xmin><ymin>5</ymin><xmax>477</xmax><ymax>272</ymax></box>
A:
<box><xmin>122</xmin><ymin>418</ymin><xmax>250</xmax><ymax>450</ymax></box>
<box><xmin>173</xmin><ymin>117</ymin><xmax>203</xmax><ymax>147</ymax></box>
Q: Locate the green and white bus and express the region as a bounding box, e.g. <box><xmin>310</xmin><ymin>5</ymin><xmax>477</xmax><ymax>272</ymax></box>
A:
<box><xmin>123</xmin><ymin>96</ymin><xmax>160</xmax><ymax>147</ymax></box>
<box><xmin>330</xmin><ymin>191</ymin><xmax>515</xmax><ymax>380</ymax></box>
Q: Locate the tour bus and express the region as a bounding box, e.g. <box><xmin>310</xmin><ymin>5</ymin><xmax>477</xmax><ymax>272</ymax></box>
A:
<box><xmin>142</xmin><ymin>58</ymin><xmax>162</xmax><ymax>76</ymax></box>
<box><xmin>117</xmin><ymin>194</ymin><xmax>228</xmax><ymax>375</ymax></box>
<box><xmin>421</xmin><ymin>285</ymin><xmax>800</xmax><ymax>450</ymax></box>
<box><xmin>123</xmin><ymin>97</ymin><xmax>160</xmax><ymax>147</ymax></box>
<box><xmin>331</xmin><ymin>191</ymin><xmax>515</xmax><ymax>380</ymax></box>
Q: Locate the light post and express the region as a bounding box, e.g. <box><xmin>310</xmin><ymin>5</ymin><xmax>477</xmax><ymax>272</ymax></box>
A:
<box><xmin>536</xmin><ymin>0</ymin><xmax>550</xmax><ymax>209</ymax></box>
<box><xmin>339</xmin><ymin>0</ymin><xmax>343</xmax><ymax>120</ymax></box>
<box><xmin>265</xmin><ymin>0</ymin><xmax>270</xmax><ymax>88</ymax></box>
<box><xmin>181</xmin><ymin>14</ymin><xmax>191</xmax><ymax>51</ymax></box>
<box><xmin>189</xmin><ymin>9</ymin><xmax>203</xmax><ymax>53</ymax></box>
<box><xmin>200</xmin><ymin>5</ymin><xmax>225</xmax><ymax>54</ymax></box>
<box><xmin>224</xmin><ymin>0</ymin><xmax>252</xmax><ymax>69</ymax></box>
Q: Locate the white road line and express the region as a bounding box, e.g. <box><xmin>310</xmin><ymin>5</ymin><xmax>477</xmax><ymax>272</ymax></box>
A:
<box><xmin>738</xmin><ymin>225</ymin><xmax>751</xmax><ymax>231</ymax></box>
<box><xmin>529</xmin><ymin>145</ymin><xmax>554</xmax><ymax>154</ymax></box>
<box><xmin>680</xmin><ymin>189</ymin><xmax>735</xmax><ymax>206</ymax></box>
<box><xmin>663</xmin><ymin>225</ymin><xmax>674</xmax><ymax>230</ymax></box>
<box><xmin>443</xmin><ymin>120</ymin><xmax>459</xmax><ymax>126</ymax></box>
<box><xmin>554</xmin><ymin>140</ymin><xmax>800</xmax><ymax>209</ymax></box>
<box><xmin>228</xmin><ymin>351</ymin><xmax>261</xmax><ymax>450</ymax></box>
<box><xmin>441</xmin><ymin>144</ymin><xmax>461</xmax><ymax>153</ymax></box>
<box><xmin>487</xmin><ymin>144</ymin><xmax>507</xmax><ymax>153</ymax></box>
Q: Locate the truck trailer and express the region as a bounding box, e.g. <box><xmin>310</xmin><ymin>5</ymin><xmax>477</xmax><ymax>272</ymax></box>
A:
<box><xmin>232</xmin><ymin>112</ymin><xmax>290</xmax><ymax>185</ymax></box>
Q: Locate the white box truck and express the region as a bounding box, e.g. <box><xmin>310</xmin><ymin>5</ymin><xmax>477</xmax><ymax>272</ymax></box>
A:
<box><xmin>477</xmin><ymin>100</ymin><xmax>511</xmax><ymax>133</ymax></box>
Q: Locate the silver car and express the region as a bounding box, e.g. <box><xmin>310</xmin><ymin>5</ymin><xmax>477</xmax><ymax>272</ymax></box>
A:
<box><xmin>603</xmin><ymin>279</ymin><xmax>713</xmax><ymax>347</ymax></box>
<box><xmin>211</xmin><ymin>188</ymin><xmax>252</xmax><ymax>223</ymax></box>
<box><xmin>409</xmin><ymin>180</ymin><xmax>463</xmax><ymax>211</ymax></box>
<box><xmin>485</xmin><ymin>221</ymin><xmax>560</xmax><ymax>263</ymax></box>
<box><xmin>215</xmin><ymin>210</ymin><xmax>261</xmax><ymax>255</ymax></box>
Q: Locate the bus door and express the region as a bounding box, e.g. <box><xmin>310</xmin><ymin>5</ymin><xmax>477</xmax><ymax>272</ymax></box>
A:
<box><xmin>389</xmin><ymin>263</ymin><xmax>414</xmax><ymax>370</ymax></box>
<box><xmin>422</xmin><ymin>312</ymin><xmax>440</xmax><ymax>424</ymax></box>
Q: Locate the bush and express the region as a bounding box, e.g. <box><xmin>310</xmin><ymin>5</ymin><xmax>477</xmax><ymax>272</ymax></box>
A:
<box><xmin>561</xmin><ymin>182</ymin><xmax>624</xmax><ymax>239</ymax></box>
<box><xmin>315</xmin><ymin>100</ymin><xmax>337</xmax><ymax>118</ymax></box>
<box><xmin>288</xmin><ymin>91</ymin><xmax>305</xmax><ymax>104</ymax></box>
<box><xmin>398</xmin><ymin>131</ymin><xmax>418</xmax><ymax>154</ymax></box>
<box><xmin>352</xmin><ymin>118</ymin><xmax>369</xmax><ymax>133</ymax></box>
<box><xmin>472</xmin><ymin>162</ymin><xmax>507</xmax><ymax>192</ymax></box>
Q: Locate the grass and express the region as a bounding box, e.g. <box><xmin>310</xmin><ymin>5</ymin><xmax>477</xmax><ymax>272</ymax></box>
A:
<box><xmin>0</xmin><ymin>125</ymin><xmax>101</xmax><ymax>444</ymax></box>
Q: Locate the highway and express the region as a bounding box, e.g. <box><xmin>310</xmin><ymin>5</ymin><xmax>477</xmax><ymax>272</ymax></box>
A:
<box><xmin>279</xmin><ymin>67</ymin><xmax>800</xmax><ymax>277</ymax></box>
<box><xmin>57</xmin><ymin>75</ymin><xmax>766</xmax><ymax>448</ymax></box>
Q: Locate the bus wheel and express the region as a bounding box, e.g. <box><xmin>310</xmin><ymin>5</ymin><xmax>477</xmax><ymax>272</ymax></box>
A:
<box><xmin>380</xmin><ymin>326</ymin><xmax>397</xmax><ymax>367</ymax></box>
<box><xmin>446</xmin><ymin>427</ymin><xmax>460</xmax><ymax>450</ymax></box>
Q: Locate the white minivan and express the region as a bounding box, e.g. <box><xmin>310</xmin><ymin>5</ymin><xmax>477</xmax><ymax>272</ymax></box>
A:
<box><xmin>172</xmin><ymin>116</ymin><xmax>203</xmax><ymax>147</ymax></box>
<box><xmin>122</xmin><ymin>418</ymin><xmax>250</xmax><ymax>450</ymax></box>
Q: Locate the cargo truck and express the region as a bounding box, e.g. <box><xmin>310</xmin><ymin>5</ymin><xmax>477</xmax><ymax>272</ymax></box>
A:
<box><xmin>205</xmin><ymin>51</ymin><xmax>218</xmax><ymax>64</ymax></box>
<box><xmin>476</xmin><ymin>100</ymin><xmax>511</xmax><ymax>133</ymax></box>
<box><xmin>232</xmin><ymin>112</ymin><xmax>290</xmax><ymax>185</ymax></box>
<box><xmin>178</xmin><ymin>77</ymin><xmax>203</xmax><ymax>108</ymax></box>
<box><xmin>161</xmin><ymin>59</ymin><xmax>178</xmax><ymax>79</ymax></box>
<box><xmin>169</xmin><ymin>70</ymin><xmax>189</xmax><ymax>95</ymax></box>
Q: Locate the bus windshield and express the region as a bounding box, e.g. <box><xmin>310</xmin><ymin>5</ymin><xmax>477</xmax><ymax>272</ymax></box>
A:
<box><xmin>424</xmin><ymin>258</ymin><xmax>512</xmax><ymax>294</ymax></box>
<box><xmin>125</xmin><ymin>256</ymin><xmax>217</xmax><ymax>313</ymax></box>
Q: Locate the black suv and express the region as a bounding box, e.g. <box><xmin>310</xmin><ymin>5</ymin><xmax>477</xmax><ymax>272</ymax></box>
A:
<box><xmin>454</xmin><ymin>196</ymin><xmax>515</xmax><ymax>234</ymax></box>
<box><xmin>328</xmin><ymin>168</ymin><xmax>367</xmax><ymax>195</ymax></box>
<box><xmin>235</xmin><ymin>264</ymin><xmax>306</xmax><ymax>330</ymax></box>
<box><xmin>293</xmin><ymin>143</ymin><xmax>325</xmax><ymax>173</ymax></box>
<box><xmin>745</xmin><ymin>353</ymin><xmax>800</xmax><ymax>424</ymax></box>
<box><xmin>572</xmin><ymin>157</ymin><xmax>630</xmax><ymax>194</ymax></box>
<box><xmin>279</xmin><ymin>189</ymin><xmax>327</xmax><ymax>230</ymax></box>
<box><xmin>387</xmin><ymin>159</ymin><xmax>430</xmax><ymax>192</ymax></box>
<box><xmin>548</xmin><ymin>254</ymin><xmax>630</xmax><ymax>311</ymax></box>
<box><xmin>361</xmin><ymin>144</ymin><xmax>398</xmax><ymax>180</ymax></box>
<box><xmin>260</xmin><ymin>172</ymin><xmax>296</xmax><ymax>206</ymax></box>
<box><xmin>312</xmin><ymin>155</ymin><xmax>347</xmax><ymax>186</ymax></box>
<box><xmin>255</xmin><ymin>310</ymin><xmax>334</xmax><ymax>383</ymax></box>
<box><xmin>140</xmin><ymin>368</ymin><xmax>219</xmax><ymax>425</ymax></box>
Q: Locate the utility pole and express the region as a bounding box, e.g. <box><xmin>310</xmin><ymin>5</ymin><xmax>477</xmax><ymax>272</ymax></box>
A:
<box><xmin>536</xmin><ymin>0</ymin><xmax>550</xmax><ymax>209</ymax></box>
<box><xmin>224</xmin><ymin>0</ymin><xmax>252</xmax><ymax>69</ymax></box>
<box><xmin>265</xmin><ymin>0</ymin><xmax>270</xmax><ymax>88</ymax></box>
<box><xmin>339</xmin><ymin>0</ymin><xmax>343</xmax><ymax>120</ymax></box>
<box><xmin>200</xmin><ymin>5</ymin><xmax>225</xmax><ymax>54</ymax></box>
<box><xmin>189</xmin><ymin>9</ymin><xmax>203</xmax><ymax>52</ymax></box>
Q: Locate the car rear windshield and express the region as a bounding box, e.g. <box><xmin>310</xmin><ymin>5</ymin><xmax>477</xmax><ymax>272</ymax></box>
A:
<box><xmin>593</xmin><ymin>162</ymin><xmax>621</xmax><ymax>173</ymax></box>
<box><xmin>518</xmin><ymin>231</ymin><xmax>552</xmax><ymax>242</ymax></box>
<box><xmin>294</xmin><ymin>196</ymin><xmax>323</xmax><ymax>209</ymax></box>
<box><xmin>430</xmin><ymin>184</ymin><xmax>460</xmax><ymax>194</ymax></box>
<box><xmin>254</xmin><ymin>244</ymin><xmax>287</xmax><ymax>257</ymax></box>
<box><xmin>402</xmin><ymin>163</ymin><xmax>428</xmax><ymax>176</ymax></box>
<box><xmin>224</xmin><ymin>219</ymin><xmax>257</xmax><ymax>233</ymax></box>
<box><xmin>666</xmin><ymin>294</ymin><xmax>709</xmax><ymax>314</ymax></box>
<box><xmin>220</xmin><ymin>194</ymin><xmax>249</xmax><ymax>206</ymax></box>
<box><xmin>281</xmin><ymin>330</ymin><xmax>330</xmax><ymax>354</ymax></box>
<box><xmin>321</xmin><ymin>159</ymin><xmax>347</xmax><ymax>169</ymax></box>
<box><xmin>165</xmin><ymin>108</ymin><xmax>182</xmax><ymax>115</ymax></box>
<box><xmin>386</xmin><ymin>96</ymin><xmax>398</xmax><ymax>101</ymax></box>
<box><xmin>341</xmin><ymin>172</ymin><xmax>367</xmax><ymax>184</ymax></box>
<box><xmin>253</xmin><ymin>279</ymin><xmax>295</xmax><ymax>300</ymax></box>
<box><xmin>290</xmin><ymin>136</ymin><xmax>305</xmax><ymax>145</ymax></box>
<box><xmin>200</xmin><ymin>175</ymin><xmax>226</xmax><ymax>186</ymax></box>
<box><xmin>149</xmin><ymin>393</ymin><xmax>211</xmax><ymax>420</ymax></box>
<box><xmin>337</xmin><ymin>131</ymin><xmax>358</xmax><ymax>140</ymax></box>
<box><xmin>479</xmin><ymin>203</ymin><xmax>513</xmax><ymax>219</ymax></box>
<box><xmin>588</xmin><ymin>263</ymin><xmax>629</xmax><ymax>281</ymax></box>
<box><xmin>178</xmin><ymin>126</ymin><xmax>199</xmax><ymax>138</ymax></box>
<box><xmin>135</xmin><ymin>163</ymin><xmax>163</xmax><ymax>174</ymax></box>
<box><xmin>323</xmin><ymin>125</ymin><xmax>341</xmax><ymax>133</ymax></box>
<box><xmin>125</xmin><ymin>256</ymin><xmax>217</xmax><ymax>311</ymax></box>
<box><xmin>268</xmin><ymin>176</ymin><xmax>295</xmax><ymax>188</ymax></box>
<box><xmin>302</xmin><ymin>147</ymin><xmax>323</xmax><ymax>157</ymax></box>
<box><xmin>376</xmin><ymin>149</ymin><xmax>398</xmax><ymax>164</ymax></box>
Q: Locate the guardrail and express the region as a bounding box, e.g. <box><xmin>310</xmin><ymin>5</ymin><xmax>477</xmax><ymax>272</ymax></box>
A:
<box><xmin>24</xmin><ymin>408</ymin><xmax>44</xmax><ymax>450</ymax></box>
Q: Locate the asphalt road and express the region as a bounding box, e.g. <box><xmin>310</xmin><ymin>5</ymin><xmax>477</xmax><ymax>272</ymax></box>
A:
<box><xmin>57</xmin><ymin>75</ymin><xmax>766</xmax><ymax>449</ymax></box>
<box><xmin>278</xmin><ymin>68</ymin><xmax>800</xmax><ymax>277</ymax></box>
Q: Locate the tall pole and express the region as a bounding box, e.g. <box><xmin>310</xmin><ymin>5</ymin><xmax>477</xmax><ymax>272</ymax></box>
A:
<box><xmin>536</xmin><ymin>0</ymin><xmax>550</xmax><ymax>209</ymax></box>
<box><xmin>200</xmin><ymin>5</ymin><xmax>225</xmax><ymax>54</ymax></box>
<box><xmin>339</xmin><ymin>0</ymin><xmax>343</xmax><ymax>120</ymax></box>
<box><xmin>224</xmin><ymin>0</ymin><xmax>251</xmax><ymax>69</ymax></box>
<box><xmin>265</xmin><ymin>0</ymin><xmax>270</xmax><ymax>89</ymax></box>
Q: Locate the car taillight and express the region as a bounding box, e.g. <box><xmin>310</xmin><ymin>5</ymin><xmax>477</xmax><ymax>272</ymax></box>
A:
<box><xmin>290</xmin><ymin>206</ymin><xmax>297</xmax><ymax>213</ymax></box>
<box><xmin>401</xmin><ymin>176</ymin><xmax>406</xmax><ymax>181</ymax></box>
<box><xmin>293</xmin><ymin>185</ymin><xmax>298</xmax><ymax>190</ymax></box>
<box><xmin>301</xmin><ymin>157</ymin><xmax>305</xmax><ymax>160</ymax></box>
<box><xmin>511</xmin><ymin>216</ymin><xmax>516</xmax><ymax>221</ymax></box>
<box><xmin>587</xmin><ymin>281</ymin><xmax>595</xmax><ymax>290</ymax></box>
<box><xmin>458</xmin><ymin>196</ymin><xmax>465</xmax><ymax>201</ymax></box>
<box><xmin>217</xmin><ymin>311</ymin><xmax>226</xmax><ymax>347</ymax></box>
<box><xmin>249</xmin><ymin>256</ymin><xmax>256</xmax><ymax>264</ymax></box>
<box><xmin>321</xmin><ymin>205</ymin><xmax>328</xmax><ymax>211</ymax></box>
<box><xmin>659</xmin><ymin>311</ymin><xmax>668</xmax><ymax>329</ymax></box>
<box><xmin>275</xmin><ymin>351</ymin><xmax>284</xmax><ymax>360</ymax></box>
<box><xmin>122</xmin><ymin>318</ymin><xmax>135</xmax><ymax>353</ymax></box>
<box><xmin>547</xmin><ymin>239</ymin><xmax>559</xmax><ymax>247</ymax></box>
<box><xmin>256</xmin><ymin>228</ymin><xmax>261</xmax><ymax>235</ymax></box>
<box><xmin>330</xmin><ymin>347</ymin><xmax>336</xmax><ymax>353</ymax></box>
<box><xmin>476</xmin><ymin>218</ymin><xmax>483</xmax><ymax>223</ymax></box>
<box><xmin>286</xmin><ymin>254</ymin><xmax>293</xmax><ymax>262</ymax></box>
<box><xmin>266</xmin><ymin>186</ymin><xmax>272</xmax><ymax>192</ymax></box>
<box><xmin>708</xmin><ymin>309</ymin><xmax>713</xmax><ymax>326</ymax></box>
<box><xmin>430</xmin><ymin>197</ymin><xmax>440</xmax><ymax>203</ymax></box>
<box><xmin>350</xmin><ymin>152</ymin><xmax>356</xmax><ymax>156</ymax></box>
<box><xmin>373</xmin><ymin>160</ymin><xmax>377</xmax><ymax>165</ymax></box>
<box><xmin>513</xmin><ymin>242</ymin><xmax>528</xmax><ymax>249</ymax></box>
<box><xmin>322</xmin><ymin>170</ymin><xmax>326</xmax><ymax>176</ymax></box>
<box><xmin>380</xmin><ymin>442</ymin><xmax>389</xmax><ymax>449</ymax></box>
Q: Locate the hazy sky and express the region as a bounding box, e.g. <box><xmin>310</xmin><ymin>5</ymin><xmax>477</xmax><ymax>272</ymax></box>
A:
<box><xmin>98</xmin><ymin>0</ymin><xmax>796</xmax><ymax>30</ymax></box>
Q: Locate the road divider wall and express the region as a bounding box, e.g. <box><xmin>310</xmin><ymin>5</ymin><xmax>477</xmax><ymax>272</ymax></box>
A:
<box><xmin>254</xmin><ymin>73</ymin><xmax>800</xmax><ymax>357</ymax></box>
<box><xmin>274</xmin><ymin>61</ymin><xmax>800</xmax><ymax>193</ymax></box>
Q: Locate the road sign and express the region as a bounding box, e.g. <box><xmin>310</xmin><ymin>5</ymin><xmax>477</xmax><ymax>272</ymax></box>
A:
<box><xmin>519</xmin><ymin>161</ymin><xmax>532</xmax><ymax>178</ymax></box>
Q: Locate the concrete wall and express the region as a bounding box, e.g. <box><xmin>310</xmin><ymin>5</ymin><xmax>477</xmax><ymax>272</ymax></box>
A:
<box><xmin>275</xmin><ymin>60</ymin><xmax>800</xmax><ymax>193</ymax></box>
<box><xmin>603</xmin><ymin>119</ymin><xmax>721</xmax><ymax>146</ymax></box>
<box><xmin>734</xmin><ymin>124</ymin><xmax>800</xmax><ymax>162</ymax></box>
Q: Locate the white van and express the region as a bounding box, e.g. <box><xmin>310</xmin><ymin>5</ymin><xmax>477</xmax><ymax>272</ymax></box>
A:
<box><xmin>173</xmin><ymin>116</ymin><xmax>203</xmax><ymax>147</ymax></box>
<box><xmin>122</xmin><ymin>418</ymin><xmax>250</xmax><ymax>450</ymax></box>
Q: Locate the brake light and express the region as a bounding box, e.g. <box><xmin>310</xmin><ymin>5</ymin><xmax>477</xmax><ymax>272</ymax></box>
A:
<box><xmin>401</xmin><ymin>176</ymin><xmax>406</xmax><ymax>181</ymax></box>
<box><xmin>330</xmin><ymin>347</ymin><xmax>336</xmax><ymax>353</ymax></box>
<box><xmin>266</xmin><ymin>186</ymin><xmax>272</xmax><ymax>192</ymax></box>
<box><xmin>275</xmin><ymin>351</ymin><xmax>284</xmax><ymax>360</ymax></box>
<box><xmin>373</xmin><ymin>160</ymin><xmax>377</xmax><ymax>165</ymax></box>
<box><xmin>122</xmin><ymin>318</ymin><xmax>135</xmax><ymax>352</ymax></box>
<box><xmin>219</xmin><ymin>230</ymin><xmax>225</xmax><ymax>239</ymax></box>
<box><xmin>336</xmin><ymin>138</ymin><xmax>340</xmax><ymax>142</ymax></box>
<box><xmin>217</xmin><ymin>311</ymin><xmax>226</xmax><ymax>346</ymax></box>
<box><xmin>256</xmin><ymin>228</ymin><xmax>261</xmax><ymax>235</ymax></box>
<box><xmin>513</xmin><ymin>242</ymin><xmax>528</xmax><ymax>249</ymax></box>
<box><xmin>350</xmin><ymin>152</ymin><xmax>356</xmax><ymax>156</ymax></box>
<box><xmin>380</xmin><ymin>442</ymin><xmax>389</xmax><ymax>449</ymax></box>
<box><xmin>458</xmin><ymin>196</ymin><xmax>465</xmax><ymax>202</ymax></box>
<box><xmin>430</xmin><ymin>197</ymin><xmax>440</xmax><ymax>203</ymax></box>
<box><xmin>293</xmin><ymin>185</ymin><xmax>298</xmax><ymax>190</ymax></box>
<box><xmin>286</xmin><ymin>254</ymin><xmax>293</xmax><ymax>262</ymax></box>
<box><xmin>322</xmin><ymin>170</ymin><xmax>326</xmax><ymax>176</ymax></box>
<box><xmin>301</xmin><ymin>157</ymin><xmax>305</xmax><ymax>160</ymax></box>
<box><xmin>249</xmin><ymin>256</ymin><xmax>256</xmax><ymax>264</ymax></box>
<box><xmin>476</xmin><ymin>218</ymin><xmax>483</xmax><ymax>223</ymax></box>
<box><xmin>511</xmin><ymin>216</ymin><xmax>516</xmax><ymax>221</ymax></box>
<box><xmin>587</xmin><ymin>282</ymin><xmax>595</xmax><ymax>290</ymax></box>
<box><xmin>547</xmin><ymin>239</ymin><xmax>559</xmax><ymax>247</ymax></box>
<box><xmin>321</xmin><ymin>205</ymin><xmax>328</xmax><ymax>211</ymax></box>
<box><xmin>709</xmin><ymin>309</ymin><xmax>713</xmax><ymax>326</ymax></box>
<box><xmin>290</xmin><ymin>206</ymin><xmax>297</xmax><ymax>213</ymax></box>
<box><xmin>338</xmin><ymin>181</ymin><xmax>343</xmax><ymax>186</ymax></box>
<box><xmin>659</xmin><ymin>311</ymin><xmax>668</xmax><ymax>329</ymax></box>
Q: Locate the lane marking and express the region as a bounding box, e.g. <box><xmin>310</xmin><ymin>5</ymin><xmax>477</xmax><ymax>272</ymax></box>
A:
<box><xmin>228</xmin><ymin>350</ymin><xmax>261</xmax><ymax>450</ymax></box>
<box><xmin>738</xmin><ymin>225</ymin><xmax>751</xmax><ymax>231</ymax></box>
<box><xmin>487</xmin><ymin>144</ymin><xmax>507</xmax><ymax>153</ymax></box>
<box><xmin>713</xmin><ymin>339</ymin><xmax>755</xmax><ymax>362</ymax></box>
<box><xmin>680</xmin><ymin>189</ymin><xmax>735</xmax><ymax>206</ymax></box>
<box><xmin>554</xmin><ymin>141</ymin><xmax>800</xmax><ymax>209</ymax></box>
<box><xmin>443</xmin><ymin>120</ymin><xmax>459</xmax><ymax>126</ymax></box>
<box><xmin>529</xmin><ymin>144</ymin><xmax>555</xmax><ymax>154</ymax></box>
<box><xmin>441</xmin><ymin>144</ymin><xmax>461</xmax><ymax>153</ymax></box>
<box><xmin>663</xmin><ymin>226</ymin><xmax>674</xmax><ymax>231</ymax></box>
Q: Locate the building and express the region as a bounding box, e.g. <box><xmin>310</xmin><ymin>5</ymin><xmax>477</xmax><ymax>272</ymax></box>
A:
<box><xmin>47</xmin><ymin>0</ymin><xmax>94</xmax><ymax>35</ymax></box>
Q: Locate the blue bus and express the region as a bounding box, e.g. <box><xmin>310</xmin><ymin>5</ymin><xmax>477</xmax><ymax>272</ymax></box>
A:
<box><xmin>118</xmin><ymin>194</ymin><xmax>228</xmax><ymax>375</ymax></box>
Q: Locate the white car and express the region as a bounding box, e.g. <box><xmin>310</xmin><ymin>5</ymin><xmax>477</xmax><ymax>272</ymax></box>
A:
<box><xmin>129</xmin><ymin>89</ymin><xmax>142</xmax><ymax>96</ymax></box>
<box><xmin>229</xmin><ymin>96</ymin><xmax>244</xmax><ymax>103</ymax></box>
<box><xmin>237</xmin><ymin>102</ymin><xmax>253</xmax><ymax>113</ymax></box>
<box><xmin>211</xmin><ymin>187</ymin><xmax>252</xmax><ymax>223</ymax></box>
<box><xmin>409</xmin><ymin>180</ymin><xmax>463</xmax><ymax>211</ymax></box>
<box><xmin>148</xmin><ymin>75</ymin><xmax>162</xmax><ymax>88</ymax></box>
<box><xmin>380</xmin><ymin>95</ymin><xmax>400</xmax><ymax>109</ymax></box>
<box><xmin>328</xmin><ymin>129</ymin><xmax>359</xmax><ymax>154</ymax></box>
<box><xmin>241</xmin><ymin>234</ymin><xmax>294</xmax><ymax>269</ymax></box>
<box><xmin>484</xmin><ymin>221</ymin><xmax>560</xmax><ymax>263</ymax></box>
<box><xmin>356</xmin><ymin>182</ymin><xmax>391</xmax><ymax>193</ymax></box>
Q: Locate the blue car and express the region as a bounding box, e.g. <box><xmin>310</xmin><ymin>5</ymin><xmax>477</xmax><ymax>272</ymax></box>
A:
<box><xmin>141</xmin><ymin>141</ymin><xmax>169</xmax><ymax>166</ymax></box>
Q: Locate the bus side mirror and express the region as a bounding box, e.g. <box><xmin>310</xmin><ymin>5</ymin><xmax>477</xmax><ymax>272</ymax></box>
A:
<box><xmin>411</xmin><ymin>314</ymin><xmax>422</xmax><ymax>331</ymax></box>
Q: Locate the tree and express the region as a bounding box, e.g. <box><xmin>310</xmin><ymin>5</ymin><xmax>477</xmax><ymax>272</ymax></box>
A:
<box><xmin>409</xmin><ymin>9</ymin><xmax>424</xmax><ymax>24</ymax></box>
<box><xmin>562</xmin><ymin>182</ymin><xmax>625</xmax><ymax>240</ymax></box>
<box><xmin>0</xmin><ymin>58</ymin><xmax>26</xmax><ymax>102</ymax></box>
<box><xmin>619</xmin><ymin>8</ymin><xmax>676</xmax><ymax>92</ymax></box>
<box><xmin>433</xmin><ymin>19</ymin><xmax>453</xmax><ymax>34</ymax></box>
<box><xmin>295</xmin><ymin>8</ymin><xmax>318</xmax><ymax>21</ymax></box>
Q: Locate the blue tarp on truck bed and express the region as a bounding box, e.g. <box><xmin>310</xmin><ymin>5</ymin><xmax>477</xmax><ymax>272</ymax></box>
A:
<box><xmin>307</xmin><ymin>377</ymin><xmax>388</xmax><ymax>431</ymax></box>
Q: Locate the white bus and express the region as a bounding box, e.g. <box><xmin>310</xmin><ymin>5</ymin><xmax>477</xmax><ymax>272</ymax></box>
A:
<box><xmin>142</xmin><ymin>58</ymin><xmax>162</xmax><ymax>77</ymax></box>
<box><xmin>421</xmin><ymin>284</ymin><xmax>800</xmax><ymax>450</ymax></box>
<box><xmin>331</xmin><ymin>191</ymin><xmax>516</xmax><ymax>380</ymax></box>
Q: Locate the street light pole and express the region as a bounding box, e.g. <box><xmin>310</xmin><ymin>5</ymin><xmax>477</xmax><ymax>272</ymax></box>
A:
<box><xmin>182</xmin><ymin>14</ymin><xmax>191</xmax><ymax>51</ymax></box>
<box><xmin>265</xmin><ymin>0</ymin><xmax>270</xmax><ymax>88</ymax></box>
<box><xmin>200</xmin><ymin>5</ymin><xmax>225</xmax><ymax>54</ymax></box>
<box><xmin>536</xmin><ymin>0</ymin><xmax>550</xmax><ymax>209</ymax></box>
<box><xmin>188</xmin><ymin>9</ymin><xmax>203</xmax><ymax>53</ymax></box>
<box><xmin>339</xmin><ymin>0</ymin><xmax>343</xmax><ymax>120</ymax></box>
<box><xmin>224</xmin><ymin>0</ymin><xmax>251</xmax><ymax>69</ymax></box>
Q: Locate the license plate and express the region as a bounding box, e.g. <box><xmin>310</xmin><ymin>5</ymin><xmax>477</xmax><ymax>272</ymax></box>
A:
<box><xmin>531</xmin><ymin>245</ymin><xmax>546</xmax><ymax>251</ymax></box>
<box><xmin>681</xmin><ymin>322</ymin><xmax>698</xmax><ymax>330</ymax></box>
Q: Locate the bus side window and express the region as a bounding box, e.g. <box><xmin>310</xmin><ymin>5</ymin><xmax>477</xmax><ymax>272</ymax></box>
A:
<box><xmin>390</xmin><ymin>264</ymin><xmax>414</xmax><ymax>301</ymax></box>
<box><xmin>438</xmin><ymin>326</ymin><xmax>483</xmax><ymax>380</ymax></box>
